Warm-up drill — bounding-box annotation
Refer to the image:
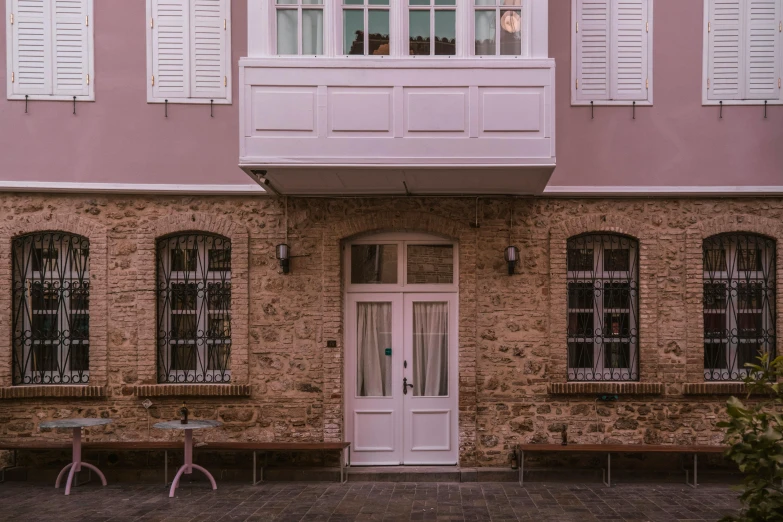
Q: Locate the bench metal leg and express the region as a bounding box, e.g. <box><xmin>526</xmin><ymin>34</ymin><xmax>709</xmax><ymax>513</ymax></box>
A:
<box><xmin>340</xmin><ymin>448</ymin><xmax>346</xmax><ymax>484</ymax></box>
<box><xmin>0</xmin><ymin>450</ymin><xmax>19</xmax><ymax>483</ymax></box>
<box><xmin>602</xmin><ymin>453</ymin><xmax>612</xmax><ymax>487</ymax></box>
<box><xmin>519</xmin><ymin>449</ymin><xmax>524</xmax><ymax>486</ymax></box>
<box><xmin>252</xmin><ymin>451</ymin><xmax>264</xmax><ymax>485</ymax></box>
<box><xmin>164</xmin><ymin>450</ymin><xmax>168</xmax><ymax>486</ymax></box>
<box><xmin>685</xmin><ymin>453</ymin><xmax>698</xmax><ymax>488</ymax></box>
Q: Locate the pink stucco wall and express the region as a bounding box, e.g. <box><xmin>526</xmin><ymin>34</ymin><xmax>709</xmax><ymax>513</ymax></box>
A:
<box><xmin>0</xmin><ymin>0</ymin><xmax>780</xmax><ymax>189</ymax></box>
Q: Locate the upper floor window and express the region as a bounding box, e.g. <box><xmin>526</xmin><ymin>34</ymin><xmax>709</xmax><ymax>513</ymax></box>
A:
<box><xmin>567</xmin><ymin>233</ymin><xmax>639</xmax><ymax>382</ymax></box>
<box><xmin>409</xmin><ymin>0</ymin><xmax>456</xmax><ymax>55</ymax></box>
<box><xmin>703</xmin><ymin>233</ymin><xmax>776</xmax><ymax>381</ymax></box>
<box><xmin>475</xmin><ymin>0</ymin><xmax>525</xmax><ymax>56</ymax></box>
<box><xmin>157</xmin><ymin>233</ymin><xmax>232</xmax><ymax>383</ymax></box>
<box><xmin>343</xmin><ymin>0</ymin><xmax>390</xmax><ymax>55</ymax></box>
<box><xmin>571</xmin><ymin>0</ymin><xmax>653</xmax><ymax>106</ymax></box>
<box><xmin>276</xmin><ymin>0</ymin><xmax>324</xmax><ymax>55</ymax></box>
<box><xmin>146</xmin><ymin>0</ymin><xmax>232</xmax><ymax>104</ymax></box>
<box><xmin>6</xmin><ymin>0</ymin><xmax>95</xmax><ymax>101</ymax></box>
<box><xmin>703</xmin><ymin>0</ymin><xmax>782</xmax><ymax>105</ymax></box>
<box><xmin>12</xmin><ymin>232</ymin><xmax>90</xmax><ymax>385</ymax></box>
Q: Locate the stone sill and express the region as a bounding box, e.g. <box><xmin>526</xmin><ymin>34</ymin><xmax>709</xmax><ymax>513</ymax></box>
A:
<box><xmin>683</xmin><ymin>383</ymin><xmax>747</xmax><ymax>396</ymax></box>
<box><xmin>548</xmin><ymin>382</ymin><xmax>664</xmax><ymax>396</ymax></box>
<box><xmin>0</xmin><ymin>386</ymin><xmax>106</xmax><ymax>400</ymax></box>
<box><xmin>134</xmin><ymin>384</ymin><xmax>251</xmax><ymax>398</ymax></box>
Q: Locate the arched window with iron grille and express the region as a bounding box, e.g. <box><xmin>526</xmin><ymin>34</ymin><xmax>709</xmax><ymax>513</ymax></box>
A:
<box><xmin>566</xmin><ymin>233</ymin><xmax>639</xmax><ymax>381</ymax></box>
<box><xmin>12</xmin><ymin>232</ymin><xmax>90</xmax><ymax>385</ymax></box>
<box><xmin>156</xmin><ymin>233</ymin><xmax>232</xmax><ymax>383</ymax></box>
<box><xmin>703</xmin><ymin>233</ymin><xmax>776</xmax><ymax>381</ymax></box>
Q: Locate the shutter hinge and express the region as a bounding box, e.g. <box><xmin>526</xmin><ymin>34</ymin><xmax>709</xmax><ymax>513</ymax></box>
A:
<box><xmin>576</xmin><ymin>78</ymin><xmax>579</xmax><ymax>90</ymax></box>
<box><xmin>224</xmin><ymin>76</ymin><xmax>227</xmax><ymax>87</ymax></box>
<box><xmin>707</xmin><ymin>78</ymin><xmax>711</xmax><ymax>89</ymax></box>
<box><xmin>85</xmin><ymin>15</ymin><xmax>89</xmax><ymax>26</ymax></box>
<box><xmin>708</xmin><ymin>21</ymin><xmax>711</xmax><ymax>32</ymax></box>
<box><xmin>87</xmin><ymin>74</ymin><xmax>90</xmax><ymax>85</ymax></box>
<box><xmin>779</xmin><ymin>78</ymin><xmax>781</xmax><ymax>88</ymax></box>
<box><xmin>646</xmin><ymin>78</ymin><xmax>649</xmax><ymax>89</ymax></box>
<box><xmin>150</xmin><ymin>17</ymin><xmax>154</xmax><ymax>29</ymax></box>
<box><xmin>224</xmin><ymin>19</ymin><xmax>227</xmax><ymax>30</ymax></box>
<box><xmin>576</xmin><ymin>22</ymin><xmax>579</xmax><ymax>33</ymax></box>
<box><xmin>151</xmin><ymin>75</ymin><xmax>155</xmax><ymax>86</ymax></box>
<box><xmin>11</xmin><ymin>72</ymin><xmax>14</xmax><ymax>83</ymax></box>
<box><xmin>780</xmin><ymin>21</ymin><xmax>782</xmax><ymax>32</ymax></box>
<box><xmin>646</xmin><ymin>21</ymin><xmax>649</xmax><ymax>32</ymax></box>
<box><xmin>10</xmin><ymin>13</ymin><xmax>13</xmax><ymax>24</ymax></box>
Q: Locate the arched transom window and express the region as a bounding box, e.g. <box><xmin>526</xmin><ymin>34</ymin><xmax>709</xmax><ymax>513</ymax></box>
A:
<box><xmin>703</xmin><ymin>233</ymin><xmax>776</xmax><ymax>381</ymax></box>
<box><xmin>566</xmin><ymin>233</ymin><xmax>639</xmax><ymax>382</ymax></box>
<box><xmin>12</xmin><ymin>232</ymin><xmax>90</xmax><ymax>385</ymax></box>
<box><xmin>156</xmin><ymin>233</ymin><xmax>232</xmax><ymax>383</ymax></box>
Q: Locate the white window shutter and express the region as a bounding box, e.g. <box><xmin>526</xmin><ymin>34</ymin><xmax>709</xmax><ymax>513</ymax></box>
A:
<box><xmin>575</xmin><ymin>0</ymin><xmax>611</xmax><ymax>101</ymax></box>
<box><xmin>52</xmin><ymin>0</ymin><xmax>90</xmax><ymax>96</ymax></box>
<box><xmin>189</xmin><ymin>0</ymin><xmax>228</xmax><ymax>99</ymax></box>
<box><xmin>708</xmin><ymin>0</ymin><xmax>743</xmax><ymax>100</ymax></box>
<box><xmin>152</xmin><ymin>0</ymin><xmax>190</xmax><ymax>100</ymax></box>
<box><xmin>10</xmin><ymin>0</ymin><xmax>53</xmax><ymax>96</ymax></box>
<box><xmin>744</xmin><ymin>0</ymin><xmax>781</xmax><ymax>99</ymax></box>
<box><xmin>610</xmin><ymin>0</ymin><xmax>648</xmax><ymax>100</ymax></box>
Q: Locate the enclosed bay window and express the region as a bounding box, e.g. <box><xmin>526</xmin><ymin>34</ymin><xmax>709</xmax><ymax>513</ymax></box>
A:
<box><xmin>343</xmin><ymin>0</ymin><xmax>391</xmax><ymax>55</ymax></box>
<box><xmin>474</xmin><ymin>0</ymin><xmax>525</xmax><ymax>56</ymax></box>
<box><xmin>409</xmin><ymin>0</ymin><xmax>456</xmax><ymax>55</ymax></box>
<box><xmin>157</xmin><ymin>233</ymin><xmax>232</xmax><ymax>383</ymax></box>
<box><xmin>275</xmin><ymin>0</ymin><xmax>324</xmax><ymax>55</ymax></box>
<box><xmin>703</xmin><ymin>233</ymin><xmax>776</xmax><ymax>381</ymax></box>
<box><xmin>566</xmin><ymin>233</ymin><xmax>639</xmax><ymax>382</ymax></box>
<box><xmin>12</xmin><ymin>232</ymin><xmax>90</xmax><ymax>385</ymax></box>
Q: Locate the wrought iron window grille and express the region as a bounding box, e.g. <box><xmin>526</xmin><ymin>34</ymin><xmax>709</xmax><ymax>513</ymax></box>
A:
<box><xmin>703</xmin><ymin>233</ymin><xmax>776</xmax><ymax>381</ymax></box>
<box><xmin>566</xmin><ymin>233</ymin><xmax>640</xmax><ymax>382</ymax></box>
<box><xmin>157</xmin><ymin>233</ymin><xmax>232</xmax><ymax>384</ymax></box>
<box><xmin>12</xmin><ymin>232</ymin><xmax>90</xmax><ymax>385</ymax></box>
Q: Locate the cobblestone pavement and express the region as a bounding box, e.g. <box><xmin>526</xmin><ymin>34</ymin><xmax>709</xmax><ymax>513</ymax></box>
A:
<box><xmin>0</xmin><ymin>481</ymin><xmax>740</xmax><ymax>521</ymax></box>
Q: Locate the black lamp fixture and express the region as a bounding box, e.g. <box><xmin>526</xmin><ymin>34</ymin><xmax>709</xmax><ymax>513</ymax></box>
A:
<box><xmin>505</xmin><ymin>245</ymin><xmax>519</xmax><ymax>276</ymax></box>
<box><xmin>276</xmin><ymin>243</ymin><xmax>290</xmax><ymax>274</ymax></box>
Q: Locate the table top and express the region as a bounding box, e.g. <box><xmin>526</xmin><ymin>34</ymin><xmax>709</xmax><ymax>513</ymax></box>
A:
<box><xmin>39</xmin><ymin>418</ymin><xmax>113</xmax><ymax>429</ymax></box>
<box><xmin>153</xmin><ymin>420</ymin><xmax>222</xmax><ymax>431</ymax></box>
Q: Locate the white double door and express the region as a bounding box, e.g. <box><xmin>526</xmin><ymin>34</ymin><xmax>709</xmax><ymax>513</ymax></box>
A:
<box><xmin>345</xmin><ymin>292</ymin><xmax>458</xmax><ymax>465</ymax></box>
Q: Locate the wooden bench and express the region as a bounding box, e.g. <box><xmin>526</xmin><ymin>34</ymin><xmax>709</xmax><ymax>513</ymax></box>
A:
<box><xmin>517</xmin><ymin>444</ymin><xmax>728</xmax><ymax>488</ymax></box>
<box><xmin>0</xmin><ymin>441</ymin><xmax>351</xmax><ymax>485</ymax></box>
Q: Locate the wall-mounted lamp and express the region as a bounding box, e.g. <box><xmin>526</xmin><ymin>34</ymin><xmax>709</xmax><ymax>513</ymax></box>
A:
<box><xmin>504</xmin><ymin>246</ymin><xmax>520</xmax><ymax>276</ymax></box>
<box><xmin>276</xmin><ymin>243</ymin><xmax>290</xmax><ymax>274</ymax></box>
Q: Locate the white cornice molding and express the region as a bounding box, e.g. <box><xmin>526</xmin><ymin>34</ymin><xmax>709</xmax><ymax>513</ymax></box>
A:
<box><xmin>0</xmin><ymin>182</ymin><xmax>267</xmax><ymax>195</ymax></box>
<box><xmin>543</xmin><ymin>186</ymin><xmax>783</xmax><ymax>197</ymax></box>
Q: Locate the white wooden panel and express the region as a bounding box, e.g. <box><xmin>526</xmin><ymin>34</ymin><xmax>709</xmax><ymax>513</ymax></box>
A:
<box><xmin>354</xmin><ymin>411</ymin><xmax>395</xmax><ymax>452</ymax></box>
<box><xmin>744</xmin><ymin>0</ymin><xmax>780</xmax><ymax>99</ymax></box>
<box><xmin>52</xmin><ymin>0</ymin><xmax>89</xmax><ymax>96</ymax></box>
<box><xmin>481</xmin><ymin>91</ymin><xmax>542</xmax><ymax>133</ymax></box>
<box><xmin>409</xmin><ymin>410</ymin><xmax>451</xmax><ymax>451</ymax></box>
<box><xmin>610</xmin><ymin>0</ymin><xmax>648</xmax><ymax>100</ymax></box>
<box><xmin>190</xmin><ymin>0</ymin><xmax>227</xmax><ymax>99</ymax></box>
<box><xmin>405</xmin><ymin>90</ymin><xmax>467</xmax><ymax>133</ymax></box>
<box><xmin>251</xmin><ymin>89</ymin><xmax>316</xmax><ymax>133</ymax></box>
<box><xmin>152</xmin><ymin>0</ymin><xmax>190</xmax><ymax>99</ymax></box>
<box><xmin>575</xmin><ymin>0</ymin><xmax>611</xmax><ymax>101</ymax></box>
<box><xmin>329</xmin><ymin>90</ymin><xmax>392</xmax><ymax>133</ymax></box>
<box><xmin>10</xmin><ymin>0</ymin><xmax>52</xmax><ymax>96</ymax></box>
<box><xmin>709</xmin><ymin>0</ymin><xmax>743</xmax><ymax>99</ymax></box>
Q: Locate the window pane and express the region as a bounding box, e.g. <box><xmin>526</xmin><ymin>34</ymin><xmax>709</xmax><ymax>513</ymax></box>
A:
<box><xmin>171</xmin><ymin>345</ymin><xmax>196</xmax><ymax>371</ymax></box>
<box><xmin>32</xmin><ymin>247</ymin><xmax>58</xmax><ymax>273</ymax></box>
<box><xmin>302</xmin><ymin>9</ymin><xmax>323</xmax><ymax>54</ymax></box>
<box><xmin>604</xmin><ymin>249</ymin><xmax>630</xmax><ymax>271</ymax></box>
<box><xmin>605</xmin><ymin>342</ymin><xmax>630</xmax><ymax>369</ymax></box>
<box><xmin>409</xmin><ymin>10</ymin><xmax>430</xmax><ymax>55</ymax></box>
<box><xmin>369</xmin><ymin>9</ymin><xmax>390</xmax><ymax>55</ymax></box>
<box><xmin>475</xmin><ymin>10</ymin><xmax>496</xmax><ymax>55</ymax></box>
<box><xmin>603</xmin><ymin>312</ymin><xmax>630</xmax><ymax>337</ymax></box>
<box><xmin>69</xmin><ymin>314</ymin><xmax>89</xmax><ymax>340</ymax></box>
<box><xmin>207</xmin><ymin>344</ymin><xmax>231</xmax><ymax>371</ymax></box>
<box><xmin>603</xmin><ymin>282</ymin><xmax>629</xmax><ymax>309</ymax></box>
<box><xmin>703</xmin><ymin>282</ymin><xmax>727</xmax><ymax>309</ymax></box>
<box><xmin>568</xmin><ymin>312</ymin><xmax>593</xmax><ymax>338</ymax></box>
<box><xmin>409</xmin><ymin>0</ymin><xmax>430</xmax><ymax>5</ymax></box>
<box><xmin>171</xmin><ymin>248</ymin><xmax>197</xmax><ymax>271</ymax></box>
<box><xmin>276</xmin><ymin>0</ymin><xmax>297</xmax><ymax>4</ymax></box>
<box><xmin>171</xmin><ymin>314</ymin><xmax>197</xmax><ymax>340</ymax></box>
<box><xmin>208</xmin><ymin>317</ymin><xmax>231</xmax><ymax>339</ymax></box>
<box><xmin>568</xmin><ymin>342</ymin><xmax>593</xmax><ymax>369</ymax></box>
<box><xmin>357</xmin><ymin>302</ymin><xmax>392</xmax><ymax>397</ymax></box>
<box><xmin>435</xmin><ymin>0</ymin><xmax>456</xmax><ymax>4</ymax></box>
<box><xmin>407</xmin><ymin>245</ymin><xmax>453</xmax><ymax>284</ymax></box>
<box><xmin>499</xmin><ymin>9</ymin><xmax>522</xmax><ymax>55</ymax></box>
<box><xmin>277</xmin><ymin>9</ymin><xmax>298</xmax><ymax>55</ymax></box>
<box><xmin>738</xmin><ymin>283</ymin><xmax>763</xmax><ymax>309</ymax></box>
<box><xmin>344</xmin><ymin>9</ymin><xmax>365</xmax><ymax>54</ymax></box>
<box><xmin>567</xmin><ymin>248</ymin><xmax>593</xmax><ymax>271</ymax></box>
<box><xmin>32</xmin><ymin>283</ymin><xmax>59</xmax><ymax>311</ymax></box>
<box><xmin>568</xmin><ymin>282</ymin><xmax>593</xmax><ymax>309</ymax></box>
<box><xmin>704</xmin><ymin>249</ymin><xmax>727</xmax><ymax>272</ymax></box>
<box><xmin>351</xmin><ymin>245</ymin><xmax>398</xmax><ymax>284</ymax></box>
<box><xmin>737</xmin><ymin>313</ymin><xmax>762</xmax><ymax>337</ymax></box>
<box><xmin>475</xmin><ymin>0</ymin><xmax>496</xmax><ymax>4</ymax></box>
<box><xmin>32</xmin><ymin>314</ymin><xmax>58</xmax><ymax>340</ymax></box>
<box><xmin>413</xmin><ymin>302</ymin><xmax>449</xmax><ymax>396</ymax></box>
<box><xmin>738</xmin><ymin>343</ymin><xmax>762</xmax><ymax>368</ymax></box>
<box><xmin>31</xmin><ymin>345</ymin><xmax>57</xmax><ymax>372</ymax></box>
<box><xmin>369</xmin><ymin>0</ymin><xmax>390</xmax><ymax>4</ymax></box>
<box><xmin>738</xmin><ymin>249</ymin><xmax>762</xmax><ymax>271</ymax></box>
<box><xmin>171</xmin><ymin>283</ymin><xmax>197</xmax><ymax>310</ymax></box>
<box><xmin>704</xmin><ymin>343</ymin><xmax>727</xmax><ymax>370</ymax></box>
<box><xmin>434</xmin><ymin>10</ymin><xmax>456</xmax><ymax>55</ymax></box>
<box><xmin>704</xmin><ymin>312</ymin><xmax>726</xmax><ymax>337</ymax></box>
<box><xmin>70</xmin><ymin>344</ymin><xmax>89</xmax><ymax>372</ymax></box>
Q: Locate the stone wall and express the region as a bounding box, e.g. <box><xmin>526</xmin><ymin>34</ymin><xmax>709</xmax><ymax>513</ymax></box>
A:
<box><xmin>0</xmin><ymin>194</ymin><xmax>780</xmax><ymax>468</ymax></box>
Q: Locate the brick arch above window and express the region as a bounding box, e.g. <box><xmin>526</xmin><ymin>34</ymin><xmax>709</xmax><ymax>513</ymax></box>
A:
<box><xmin>136</xmin><ymin>214</ymin><xmax>249</xmax><ymax>391</ymax></box>
<box><xmin>0</xmin><ymin>215</ymin><xmax>108</xmax><ymax>394</ymax></box>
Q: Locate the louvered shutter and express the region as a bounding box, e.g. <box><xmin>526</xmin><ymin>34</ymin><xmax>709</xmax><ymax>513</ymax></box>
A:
<box><xmin>744</xmin><ymin>0</ymin><xmax>781</xmax><ymax>99</ymax></box>
<box><xmin>52</xmin><ymin>0</ymin><xmax>90</xmax><ymax>96</ymax></box>
<box><xmin>189</xmin><ymin>0</ymin><xmax>227</xmax><ymax>99</ymax></box>
<box><xmin>575</xmin><ymin>0</ymin><xmax>611</xmax><ymax>101</ymax></box>
<box><xmin>152</xmin><ymin>0</ymin><xmax>190</xmax><ymax>99</ymax></box>
<box><xmin>10</xmin><ymin>0</ymin><xmax>52</xmax><ymax>96</ymax></box>
<box><xmin>708</xmin><ymin>0</ymin><xmax>743</xmax><ymax>100</ymax></box>
<box><xmin>610</xmin><ymin>0</ymin><xmax>648</xmax><ymax>100</ymax></box>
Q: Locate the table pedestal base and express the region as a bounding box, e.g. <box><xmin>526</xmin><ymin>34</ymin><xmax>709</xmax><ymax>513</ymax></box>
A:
<box><xmin>168</xmin><ymin>429</ymin><xmax>217</xmax><ymax>498</ymax></box>
<box><xmin>54</xmin><ymin>428</ymin><xmax>108</xmax><ymax>495</ymax></box>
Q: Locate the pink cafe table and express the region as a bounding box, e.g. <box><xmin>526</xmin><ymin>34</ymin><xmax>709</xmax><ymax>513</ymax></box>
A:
<box><xmin>153</xmin><ymin>420</ymin><xmax>221</xmax><ymax>497</ymax></box>
<box><xmin>39</xmin><ymin>418</ymin><xmax>112</xmax><ymax>495</ymax></box>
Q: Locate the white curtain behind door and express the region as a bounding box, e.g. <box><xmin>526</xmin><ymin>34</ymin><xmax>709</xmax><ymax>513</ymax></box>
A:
<box><xmin>412</xmin><ymin>302</ymin><xmax>448</xmax><ymax>396</ymax></box>
<box><xmin>357</xmin><ymin>302</ymin><xmax>392</xmax><ymax>396</ymax></box>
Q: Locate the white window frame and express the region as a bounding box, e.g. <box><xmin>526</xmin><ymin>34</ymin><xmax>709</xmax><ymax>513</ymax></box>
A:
<box><xmin>145</xmin><ymin>0</ymin><xmax>233</xmax><ymax>105</ymax></box>
<box><xmin>338</xmin><ymin>0</ymin><xmax>392</xmax><ymax>56</ymax></box>
<box><xmin>702</xmin><ymin>0</ymin><xmax>783</xmax><ymax>106</ymax></box>
<box><xmin>253</xmin><ymin>0</ymin><xmax>542</xmax><ymax>58</ymax></box>
<box><xmin>470</xmin><ymin>0</ymin><xmax>531</xmax><ymax>58</ymax></box>
<box><xmin>405</xmin><ymin>0</ymin><xmax>460</xmax><ymax>57</ymax></box>
<box><xmin>273</xmin><ymin>0</ymin><xmax>326</xmax><ymax>56</ymax></box>
<box><xmin>570</xmin><ymin>0</ymin><xmax>654</xmax><ymax>106</ymax></box>
<box><xmin>6</xmin><ymin>0</ymin><xmax>95</xmax><ymax>102</ymax></box>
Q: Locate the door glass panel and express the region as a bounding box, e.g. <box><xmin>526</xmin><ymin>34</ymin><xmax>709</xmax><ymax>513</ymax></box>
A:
<box><xmin>412</xmin><ymin>302</ymin><xmax>448</xmax><ymax>396</ymax></box>
<box><xmin>357</xmin><ymin>302</ymin><xmax>393</xmax><ymax>397</ymax></box>
<box><xmin>351</xmin><ymin>245</ymin><xmax>398</xmax><ymax>284</ymax></box>
<box><xmin>407</xmin><ymin>245</ymin><xmax>454</xmax><ymax>284</ymax></box>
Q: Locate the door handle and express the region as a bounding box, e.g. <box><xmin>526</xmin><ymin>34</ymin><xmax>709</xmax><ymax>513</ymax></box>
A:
<box><xmin>402</xmin><ymin>377</ymin><xmax>414</xmax><ymax>395</ymax></box>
